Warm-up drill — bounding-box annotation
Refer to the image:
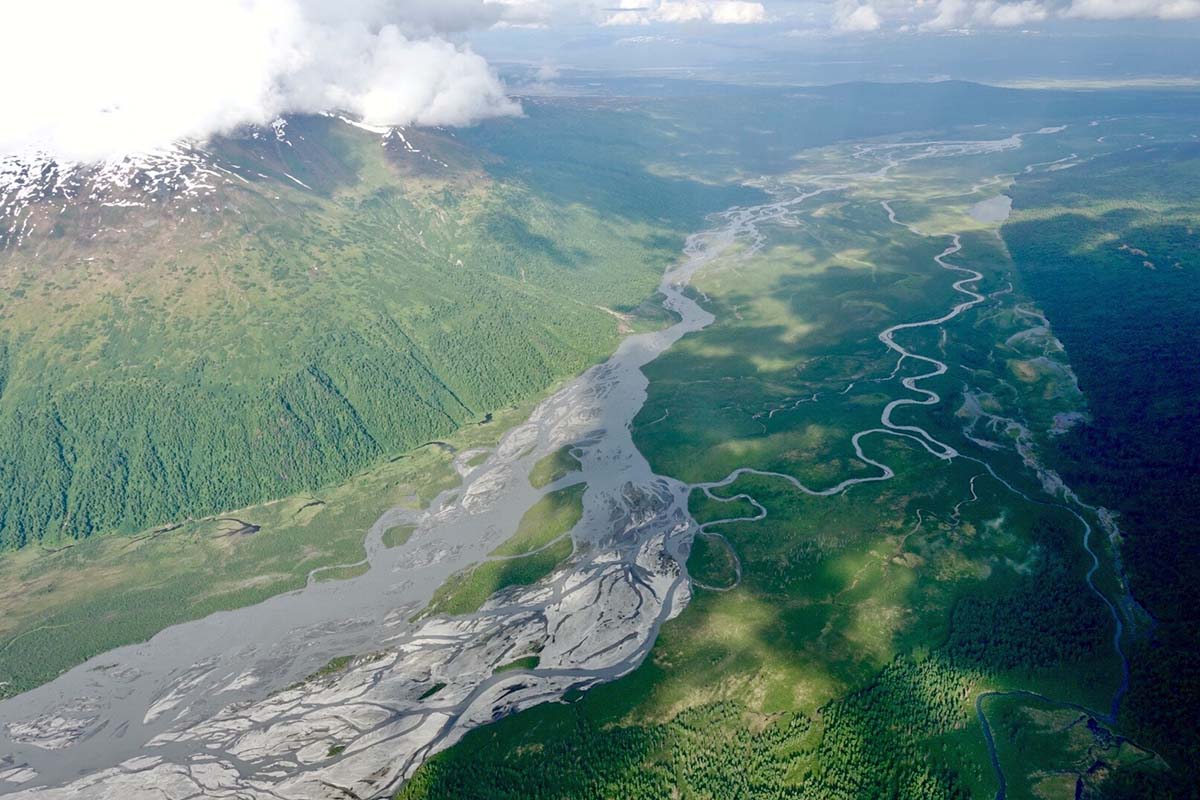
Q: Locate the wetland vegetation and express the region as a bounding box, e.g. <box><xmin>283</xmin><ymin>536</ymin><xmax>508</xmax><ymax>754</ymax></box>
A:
<box><xmin>402</xmin><ymin>105</ymin><xmax>1199</xmax><ymax>798</ymax></box>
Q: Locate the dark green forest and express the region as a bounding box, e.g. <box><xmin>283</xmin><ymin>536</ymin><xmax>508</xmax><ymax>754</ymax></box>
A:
<box><xmin>1004</xmin><ymin>143</ymin><xmax>1200</xmax><ymax>794</ymax></box>
<box><xmin>399</xmin><ymin>657</ymin><xmax>982</xmax><ymax>800</ymax></box>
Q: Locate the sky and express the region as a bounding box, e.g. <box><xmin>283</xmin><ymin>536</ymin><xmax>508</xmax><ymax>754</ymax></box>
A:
<box><xmin>1</xmin><ymin>0</ymin><xmax>1198</xmax><ymax>163</ymax></box>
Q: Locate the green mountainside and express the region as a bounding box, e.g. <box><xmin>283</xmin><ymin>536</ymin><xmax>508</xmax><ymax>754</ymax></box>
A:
<box><xmin>0</xmin><ymin>113</ymin><xmax>750</xmax><ymax>550</ymax></box>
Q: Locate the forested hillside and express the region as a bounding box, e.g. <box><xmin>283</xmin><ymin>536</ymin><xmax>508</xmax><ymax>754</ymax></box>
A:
<box><xmin>0</xmin><ymin>112</ymin><xmax>753</xmax><ymax>549</ymax></box>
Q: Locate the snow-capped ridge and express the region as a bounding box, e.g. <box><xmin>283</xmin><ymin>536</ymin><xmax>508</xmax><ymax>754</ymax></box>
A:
<box><xmin>0</xmin><ymin>143</ymin><xmax>225</xmax><ymax>248</ymax></box>
<box><xmin>0</xmin><ymin>113</ymin><xmax>458</xmax><ymax>249</ymax></box>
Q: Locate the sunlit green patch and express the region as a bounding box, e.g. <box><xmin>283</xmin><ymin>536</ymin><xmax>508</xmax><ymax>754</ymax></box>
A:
<box><xmin>382</xmin><ymin>525</ymin><xmax>417</xmax><ymax>549</ymax></box>
<box><xmin>422</xmin><ymin>485</ymin><xmax>585</xmax><ymax>618</ymax></box>
<box><xmin>308</xmin><ymin>655</ymin><xmax>353</xmax><ymax>682</ymax></box>
<box><xmin>312</xmin><ymin>562</ymin><xmax>370</xmax><ymax>583</ymax></box>
<box><xmin>528</xmin><ymin>446</ymin><xmax>583</xmax><ymax>490</ymax></box>
<box><xmin>495</xmin><ymin>656</ymin><xmax>540</xmax><ymax>674</ymax></box>
<box><xmin>688</xmin><ymin>533</ymin><xmax>738</xmax><ymax>590</ymax></box>
<box><xmin>422</xmin><ymin>539</ymin><xmax>574</xmax><ymax>619</ymax></box>
<box><xmin>489</xmin><ymin>483</ymin><xmax>586</xmax><ymax>558</ymax></box>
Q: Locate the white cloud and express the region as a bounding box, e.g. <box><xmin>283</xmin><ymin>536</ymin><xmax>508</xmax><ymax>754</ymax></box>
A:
<box><xmin>602</xmin><ymin>0</ymin><xmax>768</xmax><ymax>25</ymax></box>
<box><xmin>5</xmin><ymin>0</ymin><xmax>1199</xmax><ymax>165</ymax></box>
<box><xmin>921</xmin><ymin>0</ymin><xmax>1048</xmax><ymax>30</ymax></box>
<box><xmin>901</xmin><ymin>0</ymin><xmax>1200</xmax><ymax>30</ymax></box>
<box><xmin>1065</xmin><ymin>0</ymin><xmax>1200</xmax><ymax>19</ymax></box>
<box><xmin>535</xmin><ymin>63</ymin><xmax>562</xmax><ymax>81</ymax></box>
<box><xmin>833</xmin><ymin>0</ymin><xmax>883</xmax><ymax>30</ymax></box>
<box><xmin>921</xmin><ymin>0</ymin><xmax>977</xmax><ymax>30</ymax></box>
<box><xmin>986</xmin><ymin>0</ymin><xmax>1048</xmax><ymax>25</ymax></box>
<box><xmin>657</xmin><ymin>1</ymin><xmax>713</xmax><ymax>22</ymax></box>
<box><xmin>0</xmin><ymin>0</ymin><xmax>520</xmax><ymax>163</ymax></box>
<box><xmin>711</xmin><ymin>0</ymin><xmax>771</xmax><ymax>22</ymax></box>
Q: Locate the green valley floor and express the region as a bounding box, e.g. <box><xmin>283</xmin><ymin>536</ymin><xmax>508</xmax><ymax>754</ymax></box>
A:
<box><xmin>399</xmin><ymin>115</ymin><xmax>1196</xmax><ymax>799</ymax></box>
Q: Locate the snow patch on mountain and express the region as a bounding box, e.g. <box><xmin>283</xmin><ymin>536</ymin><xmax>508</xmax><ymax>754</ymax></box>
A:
<box><xmin>0</xmin><ymin>115</ymin><xmax>455</xmax><ymax>249</ymax></box>
<box><xmin>0</xmin><ymin>144</ymin><xmax>230</xmax><ymax>248</ymax></box>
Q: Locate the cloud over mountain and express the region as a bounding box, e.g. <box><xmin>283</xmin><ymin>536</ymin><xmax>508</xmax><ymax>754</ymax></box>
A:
<box><xmin>0</xmin><ymin>0</ymin><xmax>520</xmax><ymax>163</ymax></box>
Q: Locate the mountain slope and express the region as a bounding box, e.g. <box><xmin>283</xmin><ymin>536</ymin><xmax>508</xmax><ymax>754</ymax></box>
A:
<box><xmin>0</xmin><ymin>113</ymin><xmax>744</xmax><ymax>549</ymax></box>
